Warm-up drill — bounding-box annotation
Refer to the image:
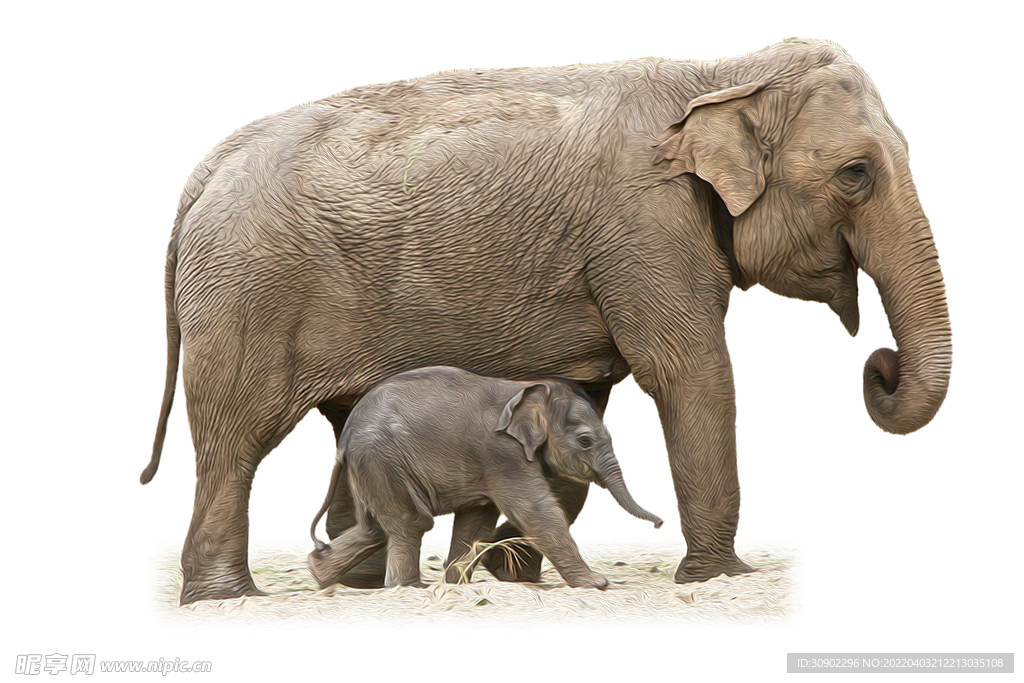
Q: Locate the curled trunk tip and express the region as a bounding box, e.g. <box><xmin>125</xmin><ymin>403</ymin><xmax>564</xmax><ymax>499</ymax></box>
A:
<box><xmin>857</xmin><ymin>220</ymin><xmax>951</xmax><ymax>436</ymax></box>
<box><xmin>864</xmin><ymin>346</ymin><xmax>950</xmax><ymax>434</ymax></box>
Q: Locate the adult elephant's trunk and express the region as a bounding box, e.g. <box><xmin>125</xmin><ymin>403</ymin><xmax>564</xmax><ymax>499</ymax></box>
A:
<box><xmin>592</xmin><ymin>451</ymin><xmax>664</xmax><ymax>528</ymax></box>
<box><xmin>854</xmin><ymin>211</ymin><xmax>952</xmax><ymax>435</ymax></box>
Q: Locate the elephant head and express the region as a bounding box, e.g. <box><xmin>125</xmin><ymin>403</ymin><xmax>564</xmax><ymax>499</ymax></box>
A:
<box><xmin>654</xmin><ymin>40</ymin><xmax>951</xmax><ymax>434</ymax></box>
<box><xmin>496</xmin><ymin>382</ymin><xmax>664</xmax><ymax>528</ymax></box>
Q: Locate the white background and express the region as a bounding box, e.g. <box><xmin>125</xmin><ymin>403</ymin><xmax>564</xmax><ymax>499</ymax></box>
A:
<box><xmin>3</xmin><ymin>1</ymin><xmax>1020</xmax><ymax>679</ymax></box>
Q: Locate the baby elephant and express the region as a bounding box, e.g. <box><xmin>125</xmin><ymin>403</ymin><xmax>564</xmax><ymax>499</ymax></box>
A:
<box><xmin>308</xmin><ymin>366</ymin><xmax>662</xmax><ymax>590</ymax></box>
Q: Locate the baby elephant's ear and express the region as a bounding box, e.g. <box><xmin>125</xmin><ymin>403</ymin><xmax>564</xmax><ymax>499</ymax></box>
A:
<box><xmin>495</xmin><ymin>384</ymin><xmax>550</xmax><ymax>462</ymax></box>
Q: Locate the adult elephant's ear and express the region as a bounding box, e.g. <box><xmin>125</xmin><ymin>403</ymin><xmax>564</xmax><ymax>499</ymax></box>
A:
<box><xmin>495</xmin><ymin>384</ymin><xmax>550</xmax><ymax>462</ymax></box>
<box><xmin>654</xmin><ymin>82</ymin><xmax>770</xmax><ymax>217</ymax></box>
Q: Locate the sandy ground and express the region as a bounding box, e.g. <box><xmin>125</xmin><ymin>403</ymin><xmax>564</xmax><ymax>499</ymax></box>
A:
<box><xmin>158</xmin><ymin>543</ymin><xmax>794</xmax><ymax>625</ymax></box>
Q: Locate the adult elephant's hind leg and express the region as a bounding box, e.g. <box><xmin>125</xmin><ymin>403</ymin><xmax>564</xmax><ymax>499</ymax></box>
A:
<box><xmin>179</xmin><ymin>367</ymin><xmax>308</xmax><ymax>604</ymax></box>
<box><xmin>179</xmin><ymin>447</ymin><xmax>262</xmax><ymax>605</ymax></box>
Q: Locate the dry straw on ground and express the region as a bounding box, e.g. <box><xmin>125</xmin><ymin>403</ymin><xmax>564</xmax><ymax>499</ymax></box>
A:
<box><xmin>159</xmin><ymin>542</ymin><xmax>794</xmax><ymax>625</ymax></box>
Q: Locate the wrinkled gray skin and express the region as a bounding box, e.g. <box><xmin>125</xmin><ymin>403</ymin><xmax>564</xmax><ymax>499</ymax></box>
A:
<box><xmin>144</xmin><ymin>38</ymin><xmax>951</xmax><ymax>604</ymax></box>
<box><xmin>307</xmin><ymin>367</ymin><xmax>663</xmax><ymax>590</ymax></box>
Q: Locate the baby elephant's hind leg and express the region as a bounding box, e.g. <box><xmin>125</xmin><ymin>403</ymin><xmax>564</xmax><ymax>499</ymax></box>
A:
<box><xmin>444</xmin><ymin>504</ymin><xmax>500</xmax><ymax>584</ymax></box>
<box><xmin>380</xmin><ymin>509</ymin><xmax>434</xmax><ymax>588</ymax></box>
<box><xmin>308</xmin><ymin>522</ymin><xmax>387</xmax><ymax>589</ymax></box>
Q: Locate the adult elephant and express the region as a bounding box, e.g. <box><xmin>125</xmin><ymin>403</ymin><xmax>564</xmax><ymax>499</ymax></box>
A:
<box><xmin>143</xmin><ymin>38</ymin><xmax>951</xmax><ymax>605</ymax></box>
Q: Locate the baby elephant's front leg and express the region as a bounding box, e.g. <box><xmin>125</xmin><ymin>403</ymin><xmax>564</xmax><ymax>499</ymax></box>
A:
<box><xmin>496</xmin><ymin>492</ymin><xmax>608</xmax><ymax>590</ymax></box>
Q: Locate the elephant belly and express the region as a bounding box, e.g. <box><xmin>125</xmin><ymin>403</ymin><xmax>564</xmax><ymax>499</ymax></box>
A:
<box><xmin>304</xmin><ymin>284</ymin><xmax>629</xmax><ymax>403</ymax></box>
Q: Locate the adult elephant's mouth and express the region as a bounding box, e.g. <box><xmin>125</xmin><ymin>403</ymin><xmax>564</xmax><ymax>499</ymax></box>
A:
<box><xmin>832</xmin><ymin>231</ymin><xmax>862</xmax><ymax>337</ymax></box>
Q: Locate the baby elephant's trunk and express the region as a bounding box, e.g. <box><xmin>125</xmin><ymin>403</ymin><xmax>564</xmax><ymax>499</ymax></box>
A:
<box><xmin>593</xmin><ymin>452</ymin><xmax>664</xmax><ymax>528</ymax></box>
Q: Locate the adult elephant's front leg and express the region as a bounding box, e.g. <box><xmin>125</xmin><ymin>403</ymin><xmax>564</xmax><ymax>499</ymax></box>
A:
<box><xmin>654</xmin><ymin>364</ymin><xmax>754</xmax><ymax>582</ymax></box>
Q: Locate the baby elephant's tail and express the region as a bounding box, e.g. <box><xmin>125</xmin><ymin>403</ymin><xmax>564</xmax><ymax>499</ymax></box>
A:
<box><xmin>310</xmin><ymin>454</ymin><xmax>346</xmax><ymax>551</ymax></box>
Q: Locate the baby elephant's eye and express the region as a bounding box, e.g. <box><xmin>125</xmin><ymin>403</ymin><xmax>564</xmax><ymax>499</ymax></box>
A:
<box><xmin>577</xmin><ymin>435</ymin><xmax>593</xmax><ymax>449</ymax></box>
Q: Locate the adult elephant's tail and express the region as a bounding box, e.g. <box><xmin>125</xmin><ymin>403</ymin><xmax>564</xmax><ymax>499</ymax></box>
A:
<box><xmin>140</xmin><ymin>238</ymin><xmax>180</xmax><ymax>485</ymax></box>
<box><xmin>141</xmin><ymin>163</ymin><xmax>210</xmax><ymax>484</ymax></box>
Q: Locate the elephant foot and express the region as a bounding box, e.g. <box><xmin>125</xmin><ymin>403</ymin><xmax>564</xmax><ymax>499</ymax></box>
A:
<box><xmin>480</xmin><ymin>544</ymin><xmax>544</xmax><ymax>583</ymax></box>
<box><xmin>673</xmin><ymin>552</ymin><xmax>754</xmax><ymax>584</ymax></box>
<box><xmin>566</xmin><ymin>572</ymin><xmax>609</xmax><ymax>590</ymax></box>
<box><xmin>443</xmin><ymin>566</ymin><xmax>470</xmax><ymax>584</ymax></box>
<box><xmin>307</xmin><ymin>548</ymin><xmax>337</xmax><ymax>589</ymax></box>
<box><xmin>179</xmin><ymin>568</ymin><xmax>265</xmax><ymax>605</ymax></box>
<box><xmin>336</xmin><ymin>573</ymin><xmax>386</xmax><ymax>589</ymax></box>
<box><xmin>308</xmin><ymin>531</ymin><xmax>388</xmax><ymax>589</ymax></box>
<box><xmin>308</xmin><ymin>548</ymin><xmax>386</xmax><ymax>589</ymax></box>
<box><xmin>335</xmin><ymin>553</ymin><xmax>387</xmax><ymax>589</ymax></box>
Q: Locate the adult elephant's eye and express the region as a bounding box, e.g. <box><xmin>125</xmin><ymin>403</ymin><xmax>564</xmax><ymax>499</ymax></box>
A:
<box><xmin>839</xmin><ymin>162</ymin><xmax>872</xmax><ymax>188</ymax></box>
<box><xmin>844</xmin><ymin>163</ymin><xmax>869</xmax><ymax>179</ymax></box>
<box><xmin>578</xmin><ymin>435</ymin><xmax>593</xmax><ymax>449</ymax></box>
<box><xmin>837</xmin><ymin>160</ymin><xmax>872</xmax><ymax>198</ymax></box>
